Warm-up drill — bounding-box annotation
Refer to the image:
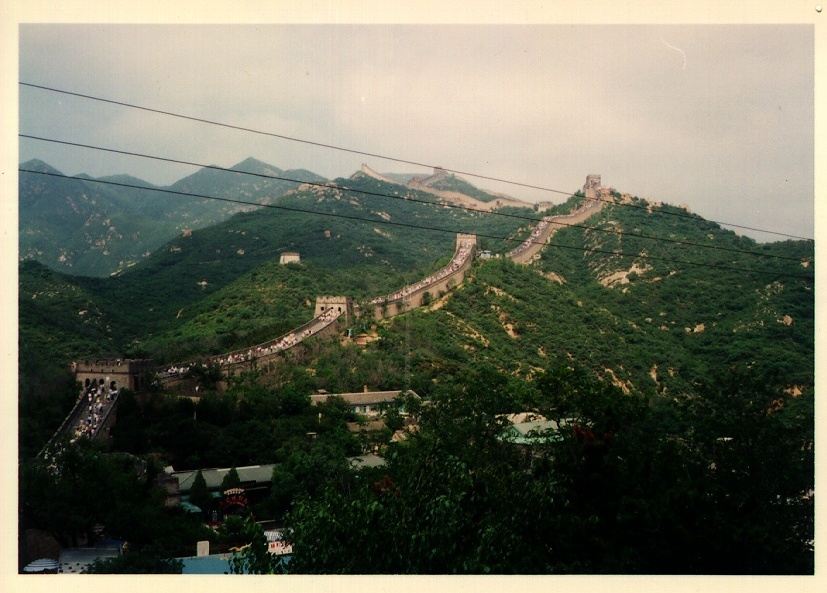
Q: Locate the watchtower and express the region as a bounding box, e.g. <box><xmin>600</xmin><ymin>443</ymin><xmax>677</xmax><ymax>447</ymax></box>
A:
<box><xmin>314</xmin><ymin>296</ymin><xmax>353</xmax><ymax>322</ymax></box>
<box><xmin>73</xmin><ymin>358</ymin><xmax>155</xmax><ymax>393</ymax></box>
<box><xmin>584</xmin><ymin>174</ymin><xmax>601</xmax><ymax>200</ymax></box>
<box><xmin>456</xmin><ymin>233</ymin><xmax>477</xmax><ymax>250</ymax></box>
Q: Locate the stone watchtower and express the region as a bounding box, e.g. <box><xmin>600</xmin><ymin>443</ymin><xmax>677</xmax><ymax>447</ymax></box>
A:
<box><xmin>279</xmin><ymin>252</ymin><xmax>301</xmax><ymax>265</ymax></box>
<box><xmin>314</xmin><ymin>296</ymin><xmax>354</xmax><ymax>322</ymax></box>
<box><xmin>73</xmin><ymin>358</ymin><xmax>155</xmax><ymax>393</ymax></box>
<box><xmin>584</xmin><ymin>174</ymin><xmax>601</xmax><ymax>200</ymax></box>
<box><xmin>456</xmin><ymin>233</ymin><xmax>477</xmax><ymax>250</ymax></box>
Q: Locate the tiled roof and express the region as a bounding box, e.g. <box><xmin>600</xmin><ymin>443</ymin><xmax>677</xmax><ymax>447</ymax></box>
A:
<box><xmin>311</xmin><ymin>389</ymin><xmax>419</xmax><ymax>406</ymax></box>
<box><xmin>172</xmin><ymin>464</ymin><xmax>276</xmax><ymax>492</ymax></box>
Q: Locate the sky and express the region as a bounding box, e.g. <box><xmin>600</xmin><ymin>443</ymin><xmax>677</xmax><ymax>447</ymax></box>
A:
<box><xmin>16</xmin><ymin>22</ymin><xmax>815</xmax><ymax>243</ymax></box>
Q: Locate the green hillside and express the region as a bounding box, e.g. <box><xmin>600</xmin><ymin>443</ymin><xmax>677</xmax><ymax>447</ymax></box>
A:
<box><xmin>18</xmin><ymin>170</ymin><xmax>537</xmax><ymax>367</ymax></box>
<box><xmin>18</xmin><ymin>158</ymin><xmax>327</xmax><ymax>277</ymax></box>
<box><xmin>429</xmin><ymin>172</ymin><xmax>504</xmax><ymax>202</ymax></box>
<box><xmin>19</xmin><ymin>179</ymin><xmax>814</xmax><ymax>573</ymax></box>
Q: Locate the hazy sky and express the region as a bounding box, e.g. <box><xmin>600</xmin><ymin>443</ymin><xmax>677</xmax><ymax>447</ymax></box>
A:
<box><xmin>18</xmin><ymin>23</ymin><xmax>814</xmax><ymax>242</ymax></box>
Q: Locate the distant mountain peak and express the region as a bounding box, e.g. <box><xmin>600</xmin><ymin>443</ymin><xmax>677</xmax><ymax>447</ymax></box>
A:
<box><xmin>98</xmin><ymin>174</ymin><xmax>156</xmax><ymax>187</ymax></box>
<box><xmin>231</xmin><ymin>157</ymin><xmax>283</xmax><ymax>176</ymax></box>
<box><xmin>19</xmin><ymin>159</ymin><xmax>63</xmax><ymax>175</ymax></box>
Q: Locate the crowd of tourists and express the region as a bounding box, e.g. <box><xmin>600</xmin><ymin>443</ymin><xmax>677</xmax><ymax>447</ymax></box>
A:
<box><xmin>69</xmin><ymin>382</ymin><xmax>119</xmax><ymax>444</ymax></box>
<box><xmin>507</xmin><ymin>216</ymin><xmax>555</xmax><ymax>259</ymax></box>
<box><xmin>371</xmin><ymin>239</ymin><xmax>475</xmax><ymax>306</ymax></box>
<box><xmin>159</xmin><ymin>306</ymin><xmax>343</xmax><ymax>377</ymax></box>
<box><xmin>507</xmin><ymin>195</ymin><xmax>601</xmax><ymax>259</ymax></box>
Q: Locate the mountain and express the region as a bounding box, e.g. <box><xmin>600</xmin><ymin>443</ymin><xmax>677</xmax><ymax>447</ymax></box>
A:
<box><xmin>18</xmin><ymin>157</ymin><xmax>329</xmax><ymax>277</ymax></box>
<box><xmin>18</xmin><ymin>171</ymin><xmax>814</xmax><ymax>572</ymax></box>
<box><xmin>19</xmin><ymin>171</ymin><xmax>813</xmax><ymax>399</ymax></box>
<box><xmin>360</xmin><ymin>163</ymin><xmax>532</xmax><ymax>210</ymax></box>
<box><xmin>18</xmin><ymin>170</ymin><xmax>536</xmax><ymax>364</ymax></box>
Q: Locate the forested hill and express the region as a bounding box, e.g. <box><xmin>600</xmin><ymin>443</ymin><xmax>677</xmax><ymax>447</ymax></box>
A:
<box><xmin>18</xmin><ymin>169</ymin><xmax>537</xmax><ymax>368</ymax></box>
<box><xmin>18</xmin><ymin>157</ymin><xmax>328</xmax><ymax>277</ymax></box>
<box><xmin>416</xmin><ymin>196</ymin><xmax>814</xmax><ymax>398</ymax></box>
<box><xmin>19</xmin><ymin>178</ymin><xmax>815</xmax><ymax>574</ymax></box>
<box><xmin>19</xmin><ymin>170</ymin><xmax>813</xmax><ymax>399</ymax></box>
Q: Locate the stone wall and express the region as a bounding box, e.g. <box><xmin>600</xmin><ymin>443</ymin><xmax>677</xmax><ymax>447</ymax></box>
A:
<box><xmin>369</xmin><ymin>237</ymin><xmax>476</xmax><ymax>322</ymax></box>
<box><xmin>508</xmin><ymin>193</ymin><xmax>605</xmax><ymax>265</ymax></box>
<box><xmin>73</xmin><ymin>358</ymin><xmax>155</xmax><ymax>392</ymax></box>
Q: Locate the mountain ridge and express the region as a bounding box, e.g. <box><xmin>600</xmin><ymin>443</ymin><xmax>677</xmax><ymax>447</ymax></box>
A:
<box><xmin>18</xmin><ymin>157</ymin><xmax>330</xmax><ymax>277</ymax></box>
<box><xmin>18</xmin><ymin>174</ymin><xmax>813</xmax><ymax>398</ymax></box>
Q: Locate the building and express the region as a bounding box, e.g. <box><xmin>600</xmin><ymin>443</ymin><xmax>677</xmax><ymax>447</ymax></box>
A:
<box><xmin>583</xmin><ymin>174</ymin><xmax>602</xmax><ymax>199</ymax></box>
<box><xmin>310</xmin><ymin>389</ymin><xmax>420</xmax><ymax>417</ymax></box>
<box><xmin>498</xmin><ymin>418</ymin><xmax>567</xmax><ymax>446</ymax></box>
<box><xmin>165</xmin><ymin>465</ymin><xmax>274</xmax><ymax>514</ymax></box>
<box><xmin>314</xmin><ymin>295</ymin><xmax>353</xmax><ymax>319</ymax></box>
<box><xmin>279</xmin><ymin>252</ymin><xmax>300</xmax><ymax>265</ymax></box>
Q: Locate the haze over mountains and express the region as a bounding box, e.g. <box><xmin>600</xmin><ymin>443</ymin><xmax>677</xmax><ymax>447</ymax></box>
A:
<box><xmin>18</xmin><ymin>157</ymin><xmax>327</xmax><ymax>277</ymax></box>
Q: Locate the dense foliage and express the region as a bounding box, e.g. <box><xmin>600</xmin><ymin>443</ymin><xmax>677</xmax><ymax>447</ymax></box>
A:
<box><xmin>264</xmin><ymin>365</ymin><xmax>813</xmax><ymax>574</ymax></box>
<box><xmin>19</xmin><ymin>439</ymin><xmax>214</xmax><ymax>564</ymax></box>
<box><xmin>18</xmin><ymin>170</ymin><xmax>814</xmax><ymax>574</ymax></box>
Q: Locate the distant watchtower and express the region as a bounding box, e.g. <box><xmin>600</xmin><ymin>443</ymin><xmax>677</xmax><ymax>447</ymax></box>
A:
<box><xmin>584</xmin><ymin>174</ymin><xmax>601</xmax><ymax>200</ymax></box>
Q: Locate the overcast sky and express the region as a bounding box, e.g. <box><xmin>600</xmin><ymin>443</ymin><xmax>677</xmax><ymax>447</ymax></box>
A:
<box><xmin>18</xmin><ymin>23</ymin><xmax>814</xmax><ymax>242</ymax></box>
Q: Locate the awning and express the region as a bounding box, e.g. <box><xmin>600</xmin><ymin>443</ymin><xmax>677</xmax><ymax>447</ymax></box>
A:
<box><xmin>23</xmin><ymin>558</ymin><xmax>59</xmax><ymax>573</ymax></box>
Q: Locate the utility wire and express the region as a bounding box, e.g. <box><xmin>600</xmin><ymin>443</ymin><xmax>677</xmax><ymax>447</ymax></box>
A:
<box><xmin>20</xmin><ymin>81</ymin><xmax>562</xmax><ymax>194</ymax></box>
<box><xmin>586</xmin><ymin>193</ymin><xmax>813</xmax><ymax>242</ymax></box>
<box><xmin>19</xmin><ymin>134</ymin><xmax>811</xmax><ymax>264</ymax></box>
<box><xmin>20</xmin><ymin>81</ymin><xmax>813</xmax><ymax>242</ymax></box>
<box><xmin>18</xmin><ymin>168</ymin><xmax>815</xmax><ymax>282</ymax></box>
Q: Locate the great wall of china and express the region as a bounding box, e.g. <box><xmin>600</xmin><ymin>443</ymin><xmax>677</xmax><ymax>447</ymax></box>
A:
<box><xmin>360</xmin><ymin>164</ymin><xmax>532</xmax><ymax>211</ymax></box>
<box><xmin>42</xmin><ymin>175</ymin><xmax>608</xmax><ymax>453</ymax></box>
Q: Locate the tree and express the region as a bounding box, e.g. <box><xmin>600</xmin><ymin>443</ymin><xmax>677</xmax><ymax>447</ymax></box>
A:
<box><xmin>279</xmin><ymin>363</ymin><xmax>814</xmax><ymax>574</ymax></box>
<box><xmin>675</xmin><ymin>368</ymin><xmax>814</xmax><ymax>573</ymax></box>
<box><xmin>221</xmin><ymin>467</ymin><xmax>241</xmax><ymax>492</ymax></box>
<box><xmin>188</xmin><ymin>469</ymin><xmax>212</xmax><ymax>514</ymax></box>
<box><xmin>84</xmin><ymin>545</ymin><xmax>183</xmax><ymax>574</ymax></box>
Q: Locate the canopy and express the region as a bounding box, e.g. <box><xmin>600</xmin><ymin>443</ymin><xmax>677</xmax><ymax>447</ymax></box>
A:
<box><xmin>23</xmin><ymin>558</ymin><xmax>59</xmax><ymax>573</ymax></box>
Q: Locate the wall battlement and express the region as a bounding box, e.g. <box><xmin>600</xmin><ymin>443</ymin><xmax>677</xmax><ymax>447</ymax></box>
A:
<box><xmin>584</xmin><ymin>174</ymin><xmax>602</xmax><ymax>199</ymax></box>
<box><xmin>314</xmin><ymin>296</ymin><xmax>353</xmax><ymax>320</ymax></box>
<box><xmin>456</xmin><ymin>233</ymin><xmax>477</xmax><ymax>250</ymax></box>
<box><xmin>369</xmin><ymin>234</ymin><xmax>476</xmax><ymax>321</ymax></box>
<box><xmin>73</xmin><ymin>358</ymin><xmax>155</xmax><ymax>392</ymax></box>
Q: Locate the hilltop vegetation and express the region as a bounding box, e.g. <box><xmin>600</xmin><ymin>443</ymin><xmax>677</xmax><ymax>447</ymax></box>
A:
<box><xmin>18</xmin><ymin>170</ymin><xmax>814</xmax><ymax>573</ymax></box>
<box><xmin>428</xmin><ymin>172</ymin><xmax>505</xmax><ymax>203</ymax></box>
<box><xmin>18</xmin><ymin>168</ymin><xmax>536</xmax><ymax>370</ymax></box>
<box><xmin>19</xmin><ymin>181</ymin><xmax>813</xmax><ymax>412</ymax></box>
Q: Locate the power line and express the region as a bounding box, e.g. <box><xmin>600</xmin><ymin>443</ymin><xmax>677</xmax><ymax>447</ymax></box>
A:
<box><xmin>20</xmin><ymin>81</ymin><xmax>813</xmax><ymax>242</ymax></box>
<box><xmin>18</xmin><ymin>168</ymin><xmax>815</xmax><ymax>282</ymax></box>
<box><xmin>19</xmin><ymin>134</ymin><xmax>811</xmax><ymax>264</ymax></box>
<box><xmin>587</xmin><ymin>193</ymin><xmax>813</xmax><ymax>242</ymax></box>
<box><xmin>19</xmin><ymin>81</ymin><xmax>566</xmax><ymax>197</ymax></box>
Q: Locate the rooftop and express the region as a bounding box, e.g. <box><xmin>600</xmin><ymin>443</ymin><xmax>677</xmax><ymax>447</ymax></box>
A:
<box><xmin>170</xmin><ymin>464</ymin><xmax>276</xmax><ymax>493</ymax></box>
